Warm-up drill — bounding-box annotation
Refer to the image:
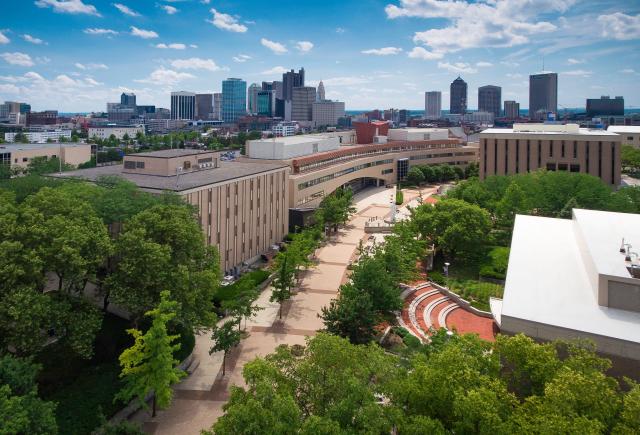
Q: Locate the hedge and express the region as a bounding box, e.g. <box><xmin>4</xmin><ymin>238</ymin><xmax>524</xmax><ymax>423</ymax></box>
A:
<box><xmin>395</xmin><ymin>190</ymin><xmax>404</xmax><ymax>205</ymax></box>
<box><xmin>214</xmin><ymin>269</ymin><xmax>271</xmax><ymax>304</ymax></box>
<box><xmin>479</xmin><ymin>247</ymin><xmax>510</xmax><ymax>280</ymax></box>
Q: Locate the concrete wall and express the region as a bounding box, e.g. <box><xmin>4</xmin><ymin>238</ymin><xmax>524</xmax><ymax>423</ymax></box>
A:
<box><xmin>388</xmin><ymin>128</ymin><xmax>449</xmax><ymax>142</ymax></box>
<box><xmin>6</xmin><ymin>144</ymin><xmax>91</xmax><ymax>168</ymax></box>
<box><xmin>479</xmin><ymin>133</ymin><xmax>621</xmax><ymax>186</ymax></box>
<box><xmin>181</xmin><ymin>166</ymin><xmax>289</xmax><ymax>274</ymax></box>
<box><xmin>501</xmin><ymin>314</ymin><xmax>640</xmax><ymax>361</ymax></box>
<box><xmin>247</xmin><ymin>135</ymin><xmax>340</xmax><ymax>160</ymax></box>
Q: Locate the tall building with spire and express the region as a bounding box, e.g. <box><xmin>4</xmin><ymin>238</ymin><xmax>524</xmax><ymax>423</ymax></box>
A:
<box><xmin>450</xmin><ymin>76</ymin><xmax>467</xmax><ymax>115</ymax></box>
<box><xmin>317</xmin><ymin>80</ymin><xmax>326</xmax><ymax>102</ymax></box>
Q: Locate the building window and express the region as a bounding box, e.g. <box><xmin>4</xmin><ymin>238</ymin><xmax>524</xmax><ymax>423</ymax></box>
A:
<box><xmin>598</xmin><ymin>141</ymin><xmax>602</xmax><ymax>178</ymax></box>
<box><xmin>549</xmin><ymin>140</ymin><xmax>553</xmax><ymax>157</ymax></box>
<box><xmin>546</xmin><ymin>163</ymin><xmax>556</xmax><ymax>171</ymax></box>
<box><xmin>558</xmin><ymin>163</ymin><xmax>568</xmax><ymax>171</ymax></box>
<box><xmin>183</xmin><ymin>161</ymin><xmax>191</xmax><ymax>170</ymax></box>
<box><xmin>124</xmin><ymin>161</ymin><xmax>136</xmax><ymax>169</ymax></box>
<box><xmin>611</xmin><ymin>142</ymin><xmax>616</xmax><ymax>184</ymax></box>
<box><xmin>526</xmin><ymin>140</ymin><xmax>530</xmax><ymax>172</ymax></box>
<box><xmin>538</xmin><ymin>141</ymin><xmax>541</xmax><ymax>167</ymax></box>
<box><xmin>573</xmin><ymin>141</ymin><xmax>577</xmax><ymax>159</ymax></box>
<box><xmin>561</xmin><ymin>140</ymin><xmax>565</xmax><ymax>158</ymax></box>
<box><xmin>22</xmin><ymin>157</ymin><xmax>28</xmax><ymax>162</ymax></box>
<box><xmin>515</xmin><ymin>139</ymin><xmax>519</xmax><ymax>173</ymax></box>
<box><xmin>504</xmin><ymin>141</ymin><xmax>509</xmax><ymax>174</ymax></box>
<box><xmin>483</xmin><ymin>140</ymin><xmax>487</xmax><ymax>173</ymax></box>
<box><xmin>570</xmin><ymin>164</ymin><xmax>580</xmax><ymax>172</ymax></box>
<box><xmin>136</xmin><ymin>161</ymin><xmax>145</xmax><ymax>169</ymax></box>
<box><xmin>494</xmin><ymin>140</ymin><xmax>497</xmax><ymax>175</ymax></box>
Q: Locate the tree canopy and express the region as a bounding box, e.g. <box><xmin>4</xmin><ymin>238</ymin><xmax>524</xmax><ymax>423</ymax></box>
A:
<box><xmin>209</xmin><ymin>332</ymin><xmax>640</xmax><ymax>435</ymax></box>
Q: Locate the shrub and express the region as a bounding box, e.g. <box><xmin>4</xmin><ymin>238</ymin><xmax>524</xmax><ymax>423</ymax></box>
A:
<box><xmin>479</xmin><ymin>247</ymin><xmax>510</xmax><ymax>280</ymax></box>
<box><xmin>403</xmin><ymin>334</ymin><xmax>422</xmax><ymax>349</ymax></box>
<box><xmin>428</xmin><ymin>271</ymin><xmax>447</xmax><ymax>285</ymax></box>
<box><xmin>395</xmin><ymin>190</ymin><xmax>404</xmax><ymax>205</ymax></box>
<box><xmin>392</xmin><ymin>326</ymin><xmax>410</xmax><ymax>338</ymax></box>
<box><xmin>214</xmin><ymin>269</ymin><xmax>270</xmax><ymax>304</ymax></box>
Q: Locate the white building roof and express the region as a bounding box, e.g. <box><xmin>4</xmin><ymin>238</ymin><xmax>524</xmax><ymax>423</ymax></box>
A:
<box><xmin>0</xmin><ymin>143</ymin><xmax>89</xmax><ymax>151</ymax></box>
<box><xmin>500</xmin><ymin>210</ymin><xmax>640</xmax><ymax>344</ymax></box>
<box><xmin>482</xmin><ymin>124</ymin><xmax>619</xmax><ymax>136</ymax></box>
<box><xmin>607</xmin><ymin>126</ymin><xmax>640</xmax><ymax>134</ymax></box>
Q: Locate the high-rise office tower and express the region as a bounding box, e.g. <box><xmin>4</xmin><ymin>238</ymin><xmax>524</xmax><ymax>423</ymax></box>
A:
<box><xmin>450</xmin><ymin>77</ymin><xmax>467</xmax><ymax>115</ymax></box>
<box><xmin>282</xmin><ymin>68</ymin><xmax>305</xmax><ymax>101</ymax></box>
<box><xmin>478</xmin><ymin>85</ymin><xmax>502</xmax><ymax>117</ymax></box>
<box><xmin>312</xmin><ymin>100</ymin><xmax>345</xmax><ymax>127</ymax></box>
<box><xmin>195</xmin><ymin>93</ymin><xmax>213</xmax><ymax>120</ymax></box>
<box><xmin>121</xmin><ymin>92</ymin><xmax>136</xmax><ymax>107</ymax></box>
<box><xmin>504</xmin><ymin>100</ymin><xmax>520</xmax><ymax>119</ymax></box>
<box><xmin>221</xmin><ymin>78</ymin><xmax>247</xmax><ymax>123</ymax></box>
<box><xmin>171</xmin><ymin>91</ymin><xmax>196</xmax><ymax>120</ymax></box>
<box><xmin>261</xmin><ymin>81</ymin><xmax>274</xmax><ymax>91</ymax></box>
<box><xmin>247</xmin><ymin>83</ymin><xmax>260</xmax><ymax>115</ymax></box>
<box><xmin>529</xmin><ymin>72</ymin><xmax>558</xmax><ymax>120</ymax></box>
<box><xmin>586</xmin><ymin>96</ymin><xmax>624</xmax><ymax>117</ymax></box>
<box><xmin>317</xmin><ymin>81</ymin><xmax>326</xmax><ymax>102</ymax></box>
<box><xmin>257</xmin><ymin>90</ymin><xmax>275</xmax><ymax>116</ymax></box>
<box><xmin>291</xmin><ymin>86</ymin><xmax>316</xmax><ymax>121</ymax></box>
<box><xmin>425</xmin><ymin>91</ymin><xmax>442</xmax><ymax>119</ymax></box>
<box><xmin>213</xmin><ymin>93</ymin><xmax>222</xmax><ymax>120</ymax></box>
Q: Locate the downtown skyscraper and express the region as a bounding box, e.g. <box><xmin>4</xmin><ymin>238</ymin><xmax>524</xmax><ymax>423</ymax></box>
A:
<box><xmin>529</xmin><ymin>72</ymin><xmax>558</xmax><ymax>120</ymax></box>
<box><xmin>425</xmin><ymin>91</ymin><xmax>442</xmax><ymax>119</ymax></box>
<box><xmin>478</xmin><ymin>85</ymin><xmax>502</xmax><ymax>118</ymax></box>
<box><xmin>222</xmin><ymin>78</ymin><xmax>247</xmax><ymax>123</ymax></box>
<box><xmin>450</xmin><ymin>77</ymin><xmax>467</xmax><ymax>115</ymax></box>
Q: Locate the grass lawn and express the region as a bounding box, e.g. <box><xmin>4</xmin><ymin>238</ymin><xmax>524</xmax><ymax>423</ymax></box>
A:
<box><xmin>431</xmin><ymin>252</ymin><xmax>505</xmax><ymax>312</ymax></box>
<box><xmin>36</xmin><ymin>312</ymin><xmax>196</xmax><ymax>434</ymax></box>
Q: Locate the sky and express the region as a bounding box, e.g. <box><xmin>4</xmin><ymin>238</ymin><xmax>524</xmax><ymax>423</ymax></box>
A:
<box><xmin>1</xmin><ymin>0</ymin><xmax>639</xmax><ymax>112</ymax></box>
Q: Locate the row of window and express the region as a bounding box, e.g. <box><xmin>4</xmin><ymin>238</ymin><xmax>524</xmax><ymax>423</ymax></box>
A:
<box><xmin>298</xmin><ymin>159</ymin><xmax>394</xmax><ymax>190</ymax></box>
<box><xmin>296</xmin><ymin>190</ymin><xmax>325</xmax><ymax>206</ymax></box>
<box><xmin>124</xmin><ymin>160</ymin><xmax>145</xmax><ymax>169</ymax></box>
<box><xmin>296</xmin><ymin>142</ymin><xmax>460</xmax><ymax>173</ymax></box>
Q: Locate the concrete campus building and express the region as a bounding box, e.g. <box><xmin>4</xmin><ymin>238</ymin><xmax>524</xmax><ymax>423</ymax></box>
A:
<box><xmin>4</xmin><ymin>129</ymin><xmax>71</xmax><ymax>143</ymax></box>
<box><xmin>1</xmin><ymin>143</ymin><xmax>91</xmax><ymax>169</ymax></box>
<box><xmin>246</xmin><ymin>127</ymin><xmax>478</xmax><ymax>209</ymax></box>
<box><xmin>608</xmin><ymin>125</ymin><xmax>640</xmax><ymax>148</ymax></box>
<box><xmin>88</xmin><ymin>125</ymin><xmax>145</xmax><ymax>140</ymax></box>
<box><xmin>55</xmin><ymin>149</ymin><xmax>290</xmax><ymax>276</ymax></box>
<box><xmin>479</xmin><ymin>123</ymin><xmax>621</xmax><ymax>186</ymax></box>
<box><xmin>492</xmin><ymin>209</ymin><xmax>640</xmax><ymax>368</ymax></box>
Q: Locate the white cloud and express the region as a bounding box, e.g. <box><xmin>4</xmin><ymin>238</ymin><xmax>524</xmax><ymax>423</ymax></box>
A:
<box><xmin>201</xmin><ymin>0</ymin><xmax>210</xmax><ymax>3</ymax></box>
<box><xmin>35</xmin><ymin>0</ymin><xmax>101</xmax><ymax>16</ymax></box>
<box><xmin>170</xmin><ymin>57</ymin><xmax>220</xmax><ymax>71</ymax></box>
<box><xmin>1</xmin><ymin>52</ymin><xmax>35</xmax><ymax>67</ymax></box>
<box><xmin>189</xmin><ymin>44</ymin><xmax>198</xmax><ymax>48</ymax></box>
<box><xmin>567</xmin><ymin>58</ymin><xmax>584</xmax><ymax>65</ymax></box>
<box><xmin>437</xmin><ymin>61</ymin><xmax>477</xmax><ymax>74</ymax></box>
<box><xmin>261</xmin><ymin>38</ymin><xmax>287</xmax><ymax>54</ymax></box>
<box><xmin>162</xmin><ymin>5</ymin><xmax>178</xmax><ymax>15</ymax></box>
<box><xmin>318</xmin><ymin>76</ymin><xmax>371</xmax><ymax>86</ymax></box>
<box><xmin>407</xmin><ymin>46</ymin><xmax>443</xmax><ymax>60</ymax></box>
<box><xmin>130</xmin><ymin>26</ymin><xmax>159</xmax><ymax>39</ymax></box>
<box><xmin>207</xmin><ymin>8</ymin><xmax>248</xmax><ymax>33</ymax></box>
<box><xmin>22</xmin><ymin>34</ymin><xmax>46</xmax><ymax>45</ymax></box>
<box><xmin>75</xmin><ymin>62</ymin><xmax>108</xmax><ymax>70</ymax></box>
<box><xmin>362</xmin><ymin>47</ymin><xmax>403</xmax><ymax>56</ymax></box>
<box><xmin>561</xmin><ymin>69</ymin><xmax>592</xmax><ymax>77</ymax></box>
<box><xmin>0</xmin><ymin>31</ymin><xmax>9</xmax><ymax>45</ymax></box>
<box><xmin>506</xmin><ymin>73</ymin><xmax>523</xmax><ymax>78</ymax></box>
<box><xmin>260</xmin><ymin>66</ymin><xmax>289</xmax><ymax>75</ymax></box>
<box><xmin>135</xmin><ymin>67</ymin><xmax>195</xmax><ymax>85</ymax></box>
<box><xmin>335</xmin><ymin>27</ymin><xmax>346</xmax><ymax>34</ymax></box>
<box><xmin>36</xmin><ymin>56</ymin><xmax>51</xmax><ymax>64</ymax></box>
<box><xmin>113</xmin><ymin>3</ymin><xmax>139</xmax><ymax>17</ymax></box>
<box><xmin>620</xmin><ymin>68</ymin><xmax>636</xmax><ymax>74</ymax></box>
<box><xmin>476</xmin><ymin>61</ymin><xmax>492</xmax><ymax>67</ymax></box>
<box><xmin>296</xmin><ymin>41</ymin><xmax>314</xmax><ymax>53</ymax></box>
<box><xmin>156</xmin><ymin>43</ymin><xmax>186</xmax><ymax>50</ymax></box>
<box><xmin>598</xmin><ymin>13</ymin><xmax>640</xmax><ymax>40</ymax></box>
<box><xmin>84</xmin><ymin>28</ymin><xmax>118</xmax><ymax>35</ymax></box>
<box><xmin>386</xmin><ymin>0</ymin><xmax>572</xmax><ymax>53</ymax></box>
<box><xmin>233</xmin><ymin>54</ymin><xmax>251</xmax><ymax>62</ymax></box>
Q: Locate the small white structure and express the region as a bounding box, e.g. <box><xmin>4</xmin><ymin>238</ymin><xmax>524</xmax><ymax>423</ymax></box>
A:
<box><xmin>246</xmin><ymin>134</ymin><xmax>341</xmax><ymax>160</ymax></box>
<box><xmin>608</xmin><ymin>125</ymin><xmax>640</xmax><ymax>149</ymax></box>
<box><xmin>492</xmin><ymin>209</ymin><xmax>640</xmax><ymax>362</ymax></box>
<box><xmin>88</xmin><ymin>125</ymin><xmax>144</xmax><ymax>140</ymax></box>
<box><xmin>5</xmin><ymin>129</ymin><xmax>72</xmax><ymax>143</ymax></box>
<box><xmin>388</xmin><ymin>128</ymin><xmax>449</xmax><ymax>142</ymax></box>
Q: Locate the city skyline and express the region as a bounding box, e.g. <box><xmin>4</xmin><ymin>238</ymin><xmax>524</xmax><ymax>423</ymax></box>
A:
<box><xmin>0</xmin><ymin>0</ymin><xmax>639</xmax><ymax>112</ymax></box>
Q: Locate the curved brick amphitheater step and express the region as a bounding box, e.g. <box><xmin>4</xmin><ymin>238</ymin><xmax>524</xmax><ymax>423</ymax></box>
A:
<box><xmin>422</xmin><ymin>296</ymin><xmax>450</xmax><ymax>330</ymax></box>
<box><xmin>445</xmin><ymin>307</ymin><xmax>497</xmax><ymax>342</ymax></box>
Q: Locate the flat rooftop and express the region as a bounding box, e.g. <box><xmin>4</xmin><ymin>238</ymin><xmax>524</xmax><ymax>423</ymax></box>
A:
<box><xmin>132</xmin><ymin>149</ymin><xmax>212</xmax><ymax>158</ymax></box>
<box><xmin>52</xmin><ymin>160</ymin><xmax>289</xmax><ymax>192</ymax></box>
<box><xmin>608</xmin><ymin>126</ymin><xmax>640</xmax><ymax>133</ymax></box>
<box><xmin>501</xmin><ymin>211</ymin><xmax>640</xmax><ymax>344</ymax></box>
<box><xmin>0</xmin><ymin>143</ymin><xmax>89</xmax><ymax>151</ymax></box>
<box><xmin>481</xmin><ymin>127</ymin><xmax>619</xmax><ymax>136</ymax></box>
<box><xmin>252</xmin><ymin>134</ymin><xmax>334</xmax><ymax>145</ymax></box>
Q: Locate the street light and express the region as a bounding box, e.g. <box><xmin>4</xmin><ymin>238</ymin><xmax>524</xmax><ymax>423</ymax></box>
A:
<box><xmin>443</xmin><ymin>262</ymin><xmax>450</xmax><ymax>277</ymax></box>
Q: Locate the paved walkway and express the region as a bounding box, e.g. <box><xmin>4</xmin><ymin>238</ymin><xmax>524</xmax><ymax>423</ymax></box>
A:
<box><xmin>131</xmin><ymin>186</ymin><xmax>394</xmax><ymax>434</ymax></box>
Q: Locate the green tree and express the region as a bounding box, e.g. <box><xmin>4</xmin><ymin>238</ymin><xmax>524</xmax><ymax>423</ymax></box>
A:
<box><xmin>0</xmin><ymin>354</ymin><xmax>58</xmax><ymax>434</ymax></box>
<box><xmin>320</xmin><ymin>284</ymin><xmax>377</xmax><ymax>344</ymax></box>
<box><xmin>407</xmin><ymin>166</ymin><xmax>425</xmax><ymax>186</ymax></box>
<box><xmin>116</xmin><ymin>291</ymin><xmax>185</xmax><ymax>417</ymax></box>
<box><xmin>410</xmin><ymin>198</ymin><xmax>492</xmax><ymax>261</ymax></box>
<box><xmin>350</xmin><ymin>249</ymin><xmax>402</xmax><ymax>312</ymax></box>
<box><xmin>222</xmin><ymin>281</ymin><xmax>262</xmax><ymax>331</ymax></box>
<box><xmin>270</xmin><ymin>254</ymin><xmax>294</xmax><ymax>319</ymax></box>
<box><xmin>25</xmin><ymin>156</ymin><xmax>73</xmax><ymax>175</ymax></box>
<box><xmin>210</xmin><ymin>319</ymin><xmax>242</xmax><ymax>376</ymax></box>
<box><xmin>621</xmin><ymin>144</ymin><xmax>640</xmax><ymax>174</ymax></box>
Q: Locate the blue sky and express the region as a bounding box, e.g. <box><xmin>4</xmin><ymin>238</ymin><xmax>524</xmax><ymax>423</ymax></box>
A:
<box><xmin>1</xmin><ymin>0</ymin><xmax>639</xmax><ymax>112</ymax></box>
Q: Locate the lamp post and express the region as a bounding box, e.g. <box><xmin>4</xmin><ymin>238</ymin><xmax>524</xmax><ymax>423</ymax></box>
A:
<box><xmin>443</xmin><ymin>262</ymin><xmax>450</xmax><ymax>277</ymax></box>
